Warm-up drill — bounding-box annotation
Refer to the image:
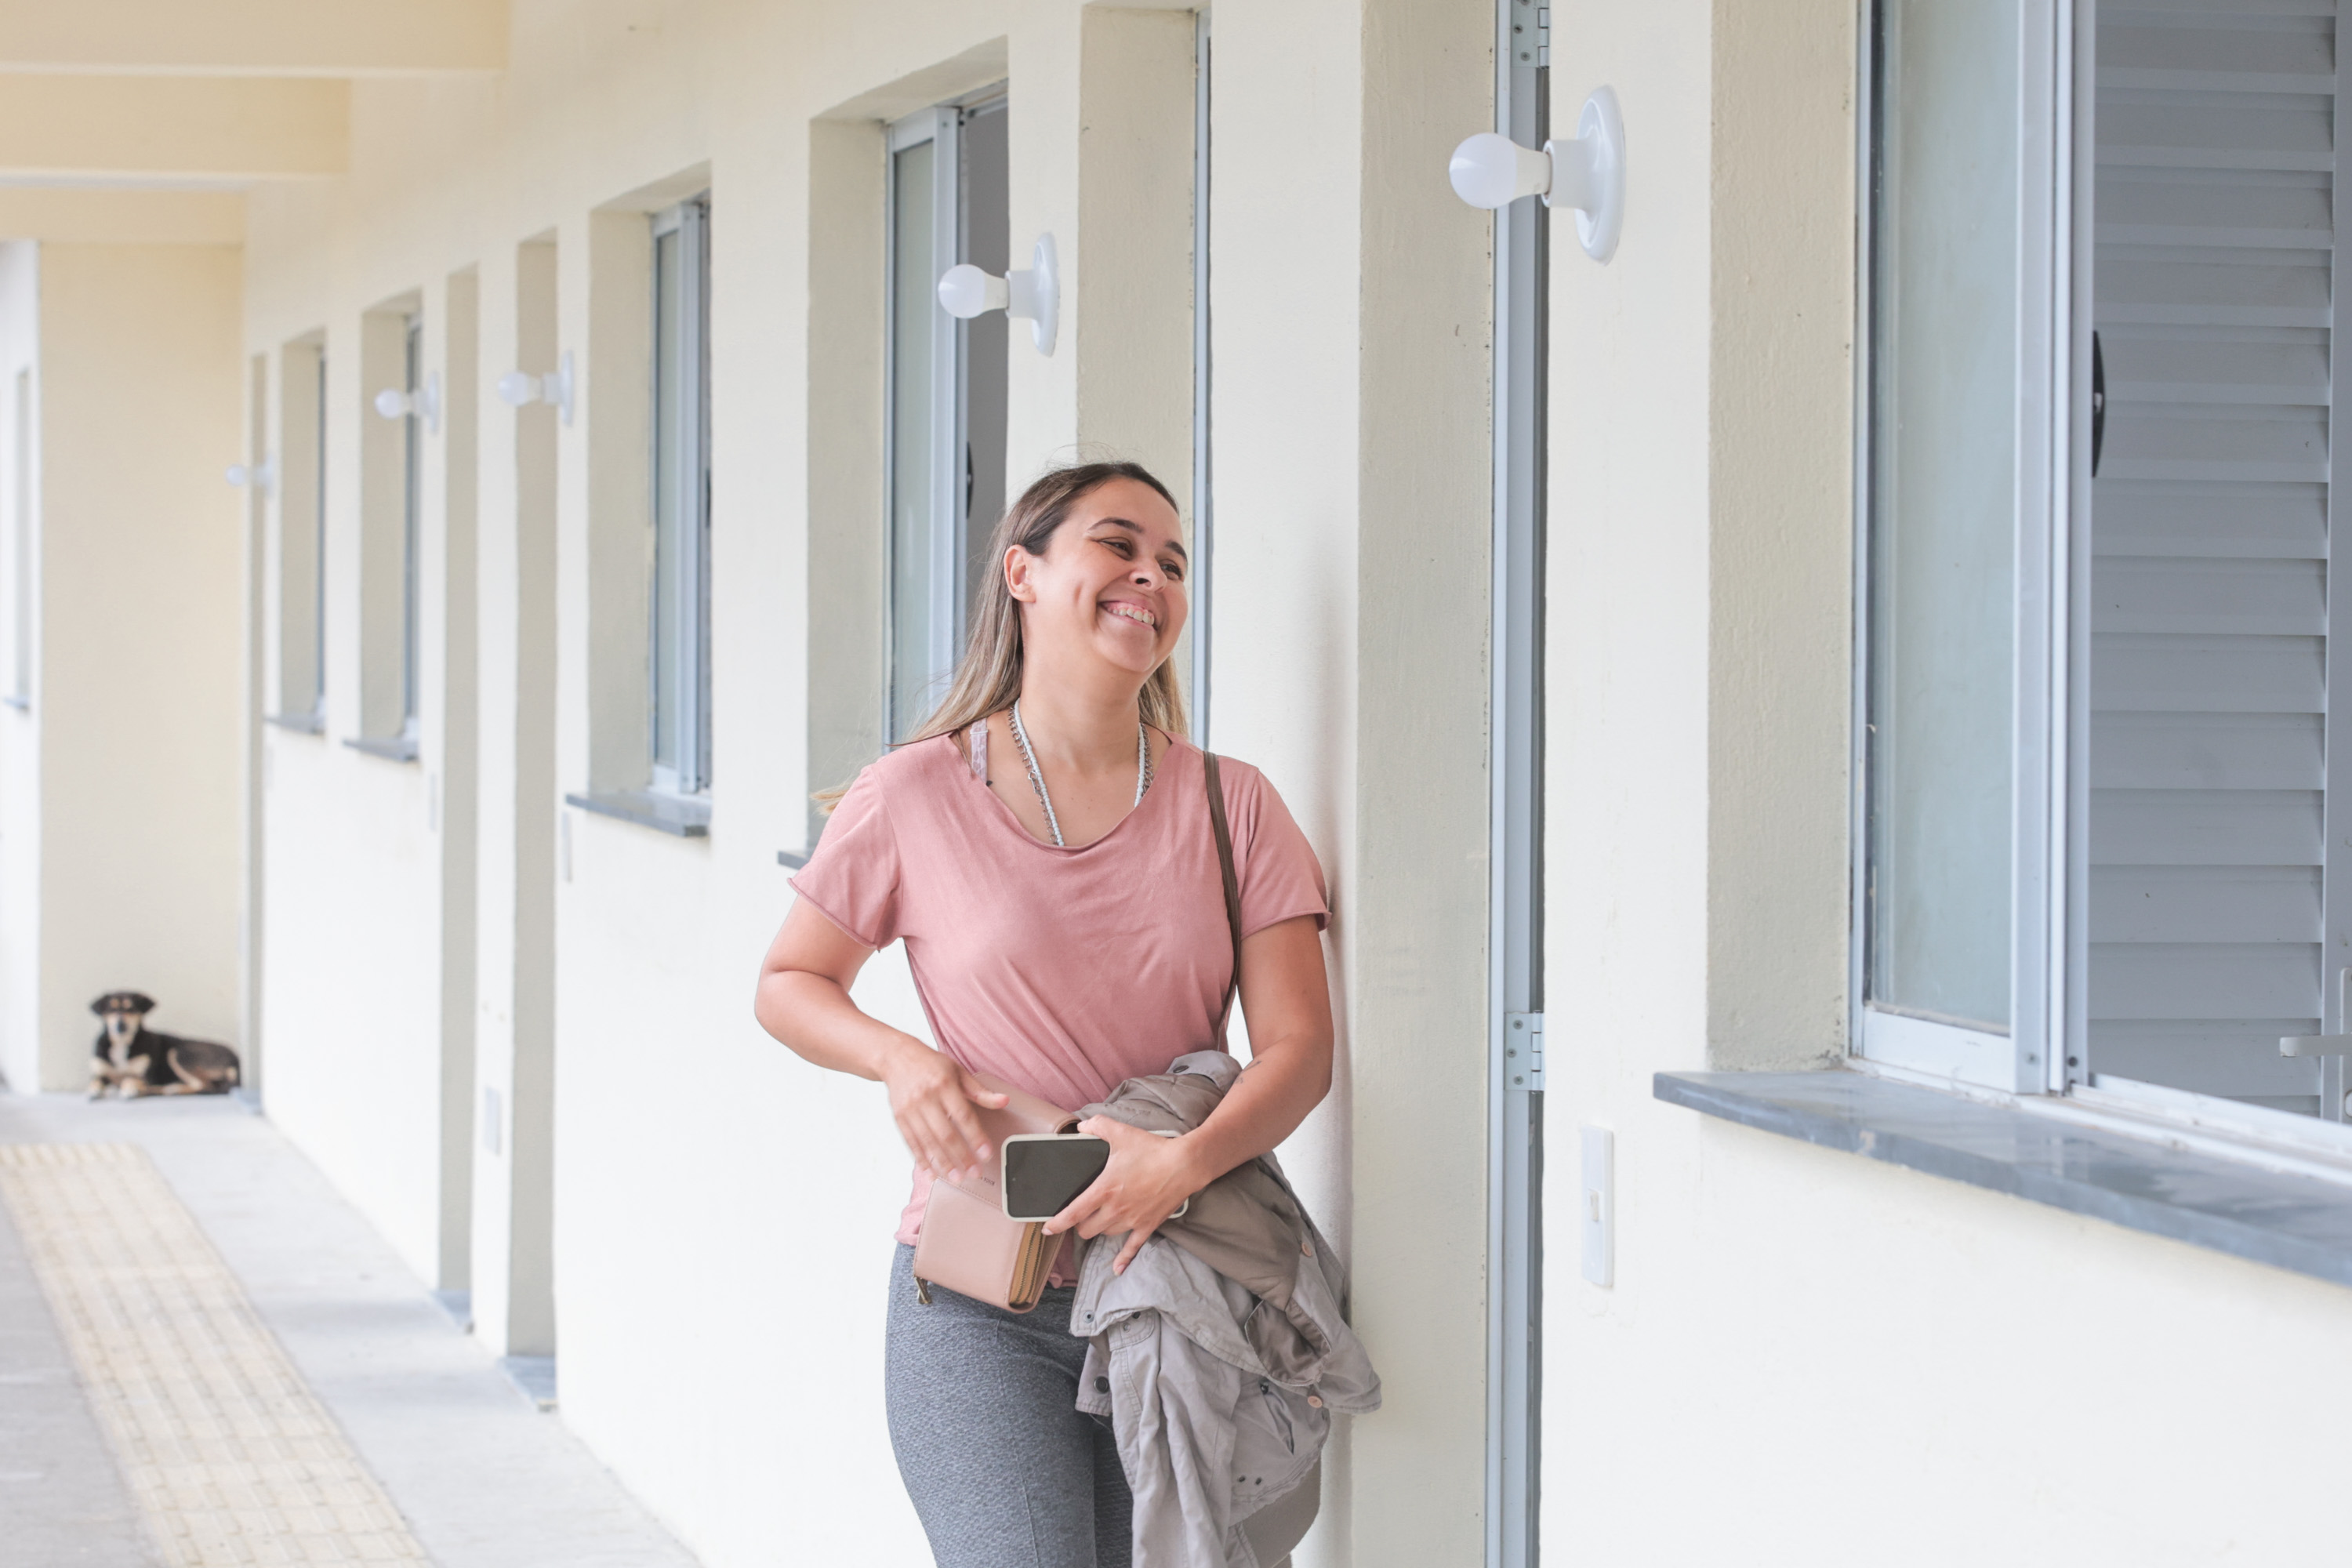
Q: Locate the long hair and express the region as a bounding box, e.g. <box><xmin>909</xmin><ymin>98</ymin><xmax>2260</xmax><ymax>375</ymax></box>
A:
<box><xmin>818</xmin><ymin>460</ymin><xmax>1189</xmax><ymax>811</ymax></box>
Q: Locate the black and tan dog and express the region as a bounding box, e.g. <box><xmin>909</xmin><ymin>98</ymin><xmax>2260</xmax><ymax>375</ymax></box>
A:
<box><xmin>88</xmin><ymin>993</ymin><xmax>241</xmax><ymax>1098</ymax></box>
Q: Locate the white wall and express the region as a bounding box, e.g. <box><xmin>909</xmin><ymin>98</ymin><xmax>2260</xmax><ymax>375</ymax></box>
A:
<box><xmin>240</xmin><ymin>2</ymin><xmax>1501</xmax><ymax>1564</ymax></box>
<box><xmin>0</xmin><ymin>241</ymin><xmax>38</xmax><ymax>1094</ymax></box>
<box><xmin>20</xmin><ymin>2</ymin><xmax>2343</xmax><ymax>1566</ymax></box>
<box><xmin>1539</xmin><ymin>4</ymin><xmax>2352</xmax><ymax>1563</ymax></box>
<box><xmin>0</xmin><ymin>242</ymin><xmax>244</xmax><ymax>1094</ymax></box>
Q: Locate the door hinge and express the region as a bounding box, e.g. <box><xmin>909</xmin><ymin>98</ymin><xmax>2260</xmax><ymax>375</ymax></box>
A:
<box><xmin>1509</xmin><ymin>0</ymin><xmax>1550</xmax><ymax>70</ymax></box>
<box><xmin>1506</xmin><ymin>1011</ymin><xmax>1546</xmax><ymax>1091</ymax></box>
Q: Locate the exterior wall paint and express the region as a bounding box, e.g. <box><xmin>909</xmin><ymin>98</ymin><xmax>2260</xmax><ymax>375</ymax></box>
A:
<box><xmin>23</xmin><ymin>244</ymin><xmax>243</xmax><ymax>1094</ymax></box>
<box><xmin>0</xmin><ymin>241</ymin><xmax>38</xmax><ymax>1096</ymax></box>
<box><xmin>237</xmin><ymin>2</ymin><xmax>1498</xmax><ymax>1564</ymax></box>
<box><xmin>14</xmin><ymin>1</ymin><xmax>2352</xmax><ymax>1566</ymax></box>
<box><xmin>1540</xmin><ymin>4</ymin><xmax>2352</xmax><ymax>1563</ymax></box>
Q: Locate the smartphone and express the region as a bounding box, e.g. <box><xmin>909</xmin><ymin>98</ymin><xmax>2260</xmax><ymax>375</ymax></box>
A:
<box><xmin>999</xmin><ymin>1131</ymin><xmax>1192</xmax><ymax>1224</ymax></box>
<box><xmin>1000</xmin><ymin>1134</ymin><xmax>1112</xmax><ymax>1221</ymax></box>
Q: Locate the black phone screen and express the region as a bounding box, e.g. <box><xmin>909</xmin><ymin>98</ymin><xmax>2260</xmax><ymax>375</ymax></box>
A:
<box><xmin>1001</xmin><ymin>1136</ymin><xmax>1112</xmax><ymax>1221</ymax></box>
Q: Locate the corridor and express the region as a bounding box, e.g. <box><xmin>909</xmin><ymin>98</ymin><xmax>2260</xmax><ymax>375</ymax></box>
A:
<box><xmin>0</xmin><ymin>1092</ymin><xmax>700</xmax><ymax>1568</ymax></box>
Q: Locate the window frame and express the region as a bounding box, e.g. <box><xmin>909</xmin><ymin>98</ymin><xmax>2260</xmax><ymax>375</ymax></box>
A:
<box><xmin>884</xmin><ymin>107</ymin><xmax>961</xmax><ymax>745</ymax></box>
<box><xmin>1849</xmin><ymin>0</ymin><xmax>2076</xmax><ymax>1096</ymax></box>
<box><xmin>884</xmin><ymin>91</ymin><xmax>1008</xmax><ymax>743</ymax></box>
<box><xmin>648</xmin><ymin>193</ymin><xmax>713</xmax><ymax>797</ymax></box>
<box><xmin>1190</xmin><ymin>9</ymin><xmax>1214</xmax><ymax>744</ymax></box>
<box><xmin>8</xmin><ymin>365</ymin><xmax>28</xmax><ymax>710</ymax></box>
<box><xmin>401</xmin><ymin>313</ymin><xmax>423</xmax><ymax>740</ymax></box>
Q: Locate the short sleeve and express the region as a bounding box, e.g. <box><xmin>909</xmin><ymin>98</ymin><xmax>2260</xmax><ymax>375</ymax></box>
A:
<box><xmin>789</xmin><ymin>765</ymin><xmax>904</xmax><ymax>949</ymax></box>
<box><xmin>1227</xmin><ymin>764</ymin><xmax>1330</xmax><ymax>938</ymax></box>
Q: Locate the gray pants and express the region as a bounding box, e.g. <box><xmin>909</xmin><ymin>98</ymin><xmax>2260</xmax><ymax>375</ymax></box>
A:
<box><xmin>887</xmin><ymin>1245</ymin><xmax>1134</xmax><ymax>1568</ymax></box>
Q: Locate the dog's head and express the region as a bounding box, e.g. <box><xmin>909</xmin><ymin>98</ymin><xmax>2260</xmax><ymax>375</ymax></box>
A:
<box><xmin>91</xmin><ymin>992</ymin><xmax>157</xmax><ymax>1054</ymax></box>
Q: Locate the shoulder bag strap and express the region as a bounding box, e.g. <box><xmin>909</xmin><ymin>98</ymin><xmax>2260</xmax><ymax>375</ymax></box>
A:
<box><xmin>1204</xmin><ymin>752</ymin><xmax>1245</xmax><ymax>1044</ymax></box>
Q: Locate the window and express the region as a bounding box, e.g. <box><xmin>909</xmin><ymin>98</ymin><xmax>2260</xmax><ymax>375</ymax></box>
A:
<box><xmin>650</xmin><ymin>194</ymin><xmax>712</xmax><ymax>796</ymax></box>
<box><xmin>401</xmin><ymin>315</ymin><xmax>422</xmax><ymax>738</ymax></box>
<box><xmin>9</xmin><ymin>366</ymin><xmax>27</xmax><ymax>708</ymax></box>
<box><xmin>1190</xmin><ymin>12</ymin><xmax>1214</xmax><ymax>742</ymax></box>
<box><xmin>1857</xmin><ymin>2</ymin><xmax>2352</xmax><ymax>1122</ymax></box>
<box><xmin>355</xmin><ymin>307</ymin><xmax>419</xmax><ymax>754</ymax></box>
<box><xmin>887</xmin><ymin>95</ymin><xmax>1008</xmax><ymax>740</ymax></box>
<box><xmin>1857</xmin><ymin>0</ymin><xmax>2045</xmax><ymax>1089</ymax></box>
<box><xmin>276</xmin><ymin>337</ymin><xmax>326</xmax><ymax>724</ymax></box>
<box><xmin>313</xmin><ymin>349</ymin><xmax>327</xmax><ymax>719</ymax></box>
<box><xmin>2080</xmin><ymin>6</ymin><xmax>2342</xmax><ymax>1116</ymax></box>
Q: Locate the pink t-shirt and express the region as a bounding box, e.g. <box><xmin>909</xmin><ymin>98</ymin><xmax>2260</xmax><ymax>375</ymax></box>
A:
<box><xmin>789</xmin><ymin>730</ymin><xmax>1329</xmax><ymax>1257</ymax></box>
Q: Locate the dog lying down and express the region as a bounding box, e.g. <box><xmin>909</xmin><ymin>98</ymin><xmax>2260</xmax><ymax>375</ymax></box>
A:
<box><xmin>89</xmin><ymin>992</ymin><xmax>241</xmax><ymax>1098</ymax></box>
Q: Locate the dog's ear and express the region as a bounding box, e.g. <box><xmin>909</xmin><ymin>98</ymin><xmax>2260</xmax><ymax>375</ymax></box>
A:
<box><xmin>128</xmin><ymin>993</ymin><xmax>156</xmax><ymax>1015</ymax></box>
<box><xmin>90</xmin><ymin>993</ymin><xmax>115</xmax><ymax>1017</ymax></box>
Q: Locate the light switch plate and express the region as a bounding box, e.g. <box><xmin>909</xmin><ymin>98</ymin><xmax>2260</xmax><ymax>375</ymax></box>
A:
<box><xmin>1580</xmin><ymin>1125</ymin><xmax>1613</xmax><ymax>1287</ymax></box>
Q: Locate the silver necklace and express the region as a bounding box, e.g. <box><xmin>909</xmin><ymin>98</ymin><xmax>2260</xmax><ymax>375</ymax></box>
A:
<box><xmin>1008</xmin><ymin>701</ymin><xmax>1152</xmax><ymax>848</ymax></box>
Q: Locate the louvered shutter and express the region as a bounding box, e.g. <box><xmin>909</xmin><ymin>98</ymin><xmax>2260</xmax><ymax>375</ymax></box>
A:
<box><xmin>2088</xmin><ymin>4</ymin><xmax>2342</xmax><ymax>1109</ymax></box>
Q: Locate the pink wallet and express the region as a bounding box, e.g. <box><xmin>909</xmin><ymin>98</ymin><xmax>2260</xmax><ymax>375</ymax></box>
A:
<box><xmin>910</xmin><ymin>1076</ymin><xmax>1079</xmax><ymax>1312</ymax></box>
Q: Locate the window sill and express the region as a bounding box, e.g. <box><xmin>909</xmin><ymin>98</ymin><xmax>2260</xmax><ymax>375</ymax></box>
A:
<box><xmin>1</xmin><ymin>695</ymin><xmax>26</xmax><ymax>713</ymax></box>
<box><xmin>564</xmin><ymin>789</ymin><xmax>710</xmax><ymax>838</ymax></box>
<box><xmin>342</xmin><ymin>734</ymin><xmax>419</xmax><ymax>763</ymax></box>
<box><xmin>1655</xmin><ymin>1068</ymin><xmax>2352</xmax><ymax>1289</ymax></box>
<box><xmin>776</xmin><ymin>849</ymin><xmax>808</xmax><ymax>869</ymax></box>
<box><xmin>264</xmin><ymin>713</ymin><xmax>325</xmax><ymax>735</ymax></box>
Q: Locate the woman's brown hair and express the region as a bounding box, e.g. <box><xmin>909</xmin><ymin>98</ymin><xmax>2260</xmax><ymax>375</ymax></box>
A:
<box><xmin>817</xmin><ymin>459</ymin><xmax>1189</xmax><ymax>810</ymax></box>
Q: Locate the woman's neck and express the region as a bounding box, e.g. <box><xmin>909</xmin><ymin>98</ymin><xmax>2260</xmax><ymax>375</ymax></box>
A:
<box><xmin>1013</xmin><ymin>678</ymin><xmax>1143</xmax><ymax>774</ymax></box>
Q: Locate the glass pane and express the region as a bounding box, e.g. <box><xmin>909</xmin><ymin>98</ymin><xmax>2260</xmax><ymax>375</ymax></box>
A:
<box><xmin>402</xmin><ymin>318</ymin><xmax>420</xmax><ymax>728</ymax></box>
<box><xmin>961</xmin><ymin>105</ymin><xmax>1010</xmax><ymax>640</ymax></box>
<box><xmin>314</xmin><ymin>352</ymin><xmax>327</xmax><ymax>714</ymax></box>
<box><xmin>1865</xmin><ymin>0</ymin><xmax>2020</xmax><ymax>1034</ymax></box>
<box><xmin>652</xmin><ymin>223</ymin><xmax>684</xmax><ymax>773</ymax></box>
<box><xmin>12</xmin><ymin>368</ymin><xmax>27</xmax><ymax>703</ymax></box>
<box><xmin>889</xmin><ymin>137</ymin><xmax>938</xmax><ymax>740</ymax></box>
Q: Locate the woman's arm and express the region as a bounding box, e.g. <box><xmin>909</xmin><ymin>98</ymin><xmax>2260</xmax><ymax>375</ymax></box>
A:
<box><xmin>1047</xmin><ymin>913</ymin><xmax>1334</xmax><ymax>1272</ymax></box>
<box><xmin>753</xmin><ymin>898</ymin><xmax>1007</xmax><ymax>1182</ymax></box>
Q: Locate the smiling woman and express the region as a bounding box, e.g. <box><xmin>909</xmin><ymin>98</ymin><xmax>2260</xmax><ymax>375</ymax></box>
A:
<box><xmin>753</xmin><ymin>460</ymin><xmax>1340</xmax><ymax>1568</ymax></box>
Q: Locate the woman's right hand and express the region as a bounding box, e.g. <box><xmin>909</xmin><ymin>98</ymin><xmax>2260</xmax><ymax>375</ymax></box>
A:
<box><xmin>880</xmin><ymin>1037</ymin><xmax>1009</xmax><ymax>1182</ymax></box>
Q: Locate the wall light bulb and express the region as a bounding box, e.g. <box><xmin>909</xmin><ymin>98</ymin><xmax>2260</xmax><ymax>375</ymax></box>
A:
<box><xmin>937</xmin><ymin>264</ymin><xmax>1007</xmax><ymax>320</ymax></box>
<box><xmin>1446</xmin><ymin>89</ymin><xmax>1627</xmax><ymax>263</ymax></box>
<box><xmin>1448</xmin><ymin>132</ymin><xmax>1553</xmax><ymax>209</ymax></box>
<box><xmin>225</xmin><ymin>456</ymin><xmax>275</xmax><ymax>491</ymax></box>
<box><xmin>373</xmin><ymin>387</ymin><xmax>411</xmax><ymax>420</ymax></box>
<box><xmin>935</xmin><ymin>236</ymin><xmax>1060</xmax><ymax>356</ymax></box>
<box><xmin>495</xmin><ymin>370</ymin><xmax>540</xmax><ymax>408</ymax></box>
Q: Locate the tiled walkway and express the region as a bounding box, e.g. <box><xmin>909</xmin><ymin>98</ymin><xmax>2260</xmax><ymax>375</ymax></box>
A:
<box><xmin>0</xmin><ymin>1094</ymin><xmax>702</xmax><ymax>1568</ymax></box>
<box><xmin>1</xmin><ymin>1142</ymin><xmax>428</xmax><ymax>1565</ymax></box>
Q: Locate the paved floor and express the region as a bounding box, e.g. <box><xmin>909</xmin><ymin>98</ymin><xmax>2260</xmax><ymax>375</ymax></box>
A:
<box><xmin>0</xmin><ymin>1093</ymin><xmax>702</xmax><ymax>1568</ymax></box>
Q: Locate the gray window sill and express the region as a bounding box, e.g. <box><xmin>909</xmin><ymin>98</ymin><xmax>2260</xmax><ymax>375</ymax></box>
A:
<box><xmin>776</xmin><ymin>849</ymin><xmax>808</xmax><ymax>869</ymax></box>
<box><xmin>564</xmin><ymin>789</ymin><xmax>710</xmax><ymax>838</ymax></box>
<box><xmin>343</xmin><ymin>734</ymin><xmax>419</xmax><ymax>763</ymax></box>
<box><xmin>1</xmin><ymin>695</ymin><xmax>26</xmax><ymax>713</ymax></box>
<box><xmin>1656</xmin><ymin>1069</ymin><xmax>2352</xmax><ymax>1289</ymax></box>
<box><xmin>264</xmin><ymin>712</ymin><xmax>325</xmax><ymax>735</ymax></box>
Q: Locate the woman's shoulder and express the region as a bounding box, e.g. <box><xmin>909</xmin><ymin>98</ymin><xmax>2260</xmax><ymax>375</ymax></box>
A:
<box><xmin>856</xmin><ymin>732</ymin><xmax>968</xmax><ymax>793</ymax></box>
<box><xmin>1178</xmin><ymin>737</ymin><xmax>1276</xmax><ymax>797</ymax></box>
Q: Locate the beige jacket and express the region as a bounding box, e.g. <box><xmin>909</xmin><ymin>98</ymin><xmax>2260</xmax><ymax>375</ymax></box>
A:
<box><xmin>1070</xmin><ymin>1052</ymin><xmax>1381</xmax><ymax>1568</ymax></box>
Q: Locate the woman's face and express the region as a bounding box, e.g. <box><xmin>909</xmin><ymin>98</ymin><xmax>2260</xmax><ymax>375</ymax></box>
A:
<box><xmin>1008</xmin><ymin>477</ymin><xmax>1189</xmax><ymax>682</ymax></box>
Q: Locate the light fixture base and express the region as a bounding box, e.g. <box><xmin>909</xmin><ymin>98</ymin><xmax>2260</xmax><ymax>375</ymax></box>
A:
<box><xmin>1547</xmin><ymin>87</ymin><xmax>1625</xmax><ymax>263</ymax></box>
<box><xmin>934</xmin><ymin>234</ymin><xmax>1060</xmax><ymax>356</ymax></box>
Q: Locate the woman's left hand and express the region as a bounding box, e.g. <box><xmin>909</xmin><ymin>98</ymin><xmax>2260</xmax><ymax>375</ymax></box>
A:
<box><xmin>1044</xmin><ymin>1116</ymin><xmax>1205</xmax><ymax>1274</ymax></box>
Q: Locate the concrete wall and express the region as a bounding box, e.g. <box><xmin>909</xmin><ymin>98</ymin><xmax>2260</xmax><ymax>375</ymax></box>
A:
<box><xmin>249</xmin><ymin>236</ymin><xmax>453</xmax><ymax>1280</ymax></box>
<box><xmin>0</xmin><ymin>242</ymin><xmax>38</xmax><ymax>1094</ymax></box>
<box><xmin>0</xmin><ymin>242</ymin><xmax>244</xmax><ymax>1093</ymax></box>
<box><xmin>1538</xmin><ymin>4</ymin><xmax>2352</xmax><ymax>1563</ymax></box>
<box><xmin>234</xmin><ymin>2</ymin><xmax>1498</xmax><ymax>1564</ymax></box>
<box><xmin>6</xmin><ymin>0</ymin><xmax>2347</xmax><ymax>1564</ymax></box>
